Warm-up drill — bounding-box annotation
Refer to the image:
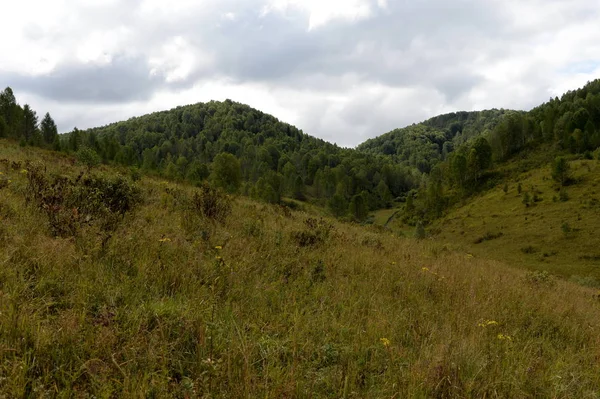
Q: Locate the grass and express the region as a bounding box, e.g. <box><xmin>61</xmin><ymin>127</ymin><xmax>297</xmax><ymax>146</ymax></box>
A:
<box><xmin>3</xmin><ymin>139</ymin><xmax>600</xmax><ymax>397</ymax></box>
<box><xmin>431</xmin><ymin>157</ymin><xmax>600</xmax><ymax>282</ymax></box>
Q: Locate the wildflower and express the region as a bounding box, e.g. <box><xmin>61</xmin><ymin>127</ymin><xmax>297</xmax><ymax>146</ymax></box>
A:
<box><xmin>215</xmin><ymin>245</ymin><xmax>222</xmax><ymax>250</ymax></box>
<box><xmin>159</xmin><ymin>237</ymin><xmax>171</xmax><ymax>243</ymax></box>
<box><xmin>478</xmin><ymin>320</ymin><xmax>499</xmax><ymax>328</ymax></box>
<box><xmin>421</xmin><ymin>267</ymin><xmax>430</xmax><ymax>272</ymax></box>
<box><xmin>20</xmin><ymin>169</ymin><xmax>27</xmax><ymax>174</ymax></box>
<box><xmin>215</xmin><ymin>256</ymin><xmax>222</xmax><ymax>260</ymax></box>
<box><xmin>391</xmin><ymin>261</ymin><xmax>396</xmax><ymax>265</ymax></box>
<box><xmin>466</xmin><ymin>253</ymin><xmax>474</xmax><ymax>259</ymax></box>
<box><xmin>497</xmin><ymin>334</ymin><xmax>512</xmax><ymax>341</ymax></box>
<box><xmin>380</xmin><ymin>337</ymin><xmax>391</xmax><ymax>347</ymax></box>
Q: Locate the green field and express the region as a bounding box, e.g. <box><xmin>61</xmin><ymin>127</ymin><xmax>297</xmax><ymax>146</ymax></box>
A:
<box><xmin>3</xmin><ymin>140</ymin><xmax>600</xmax><ymax>397</ymax></box>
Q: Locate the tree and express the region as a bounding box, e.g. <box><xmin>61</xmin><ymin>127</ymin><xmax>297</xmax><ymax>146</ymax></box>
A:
<box><xmin>40</xmin><ymin>112</ymin><xmax>58</xmax><ymax>145</ymax></box>
<box><xmin>348</xmin><ymin>192</ymin><xmax>368</xmax><ymax>222</ymax></box>
<box><xmin>551</xmin><ymin>157</ymin><xmax>571</xmax><ymax>186</ymax></box>
<box><xmin>22</xmin><ymin>104</ymin><xmax>38</xmax><ymax>144</ymax></box>
<box><xmin>450</xmin><ymin>153</ymin><xmax>468</xmax><ymax>189</ymax></box>
<box><xmin>0</xmin><ymin>87</ymin><xmax>17</xmax><ymax>137</ymax></box>
<box><xmin>77</xmin><ymin>147</ymin><xmax>101</xmax><ymax>170</ymax></box>
<box><xmin>210</xmin><ymin>153</ymin><xmax>241</xmax><ymax>193</ymax></box>
<box><xmin>328</xmin><ymin>193</ymin><xmax>348</xmax><ymax>217</ymax></box>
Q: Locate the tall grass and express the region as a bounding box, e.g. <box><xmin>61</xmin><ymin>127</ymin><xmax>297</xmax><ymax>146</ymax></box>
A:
<box><xmin>1</xmin><ymin>140</ymin><xmax>600</xmax><ymax>397</ymax></box>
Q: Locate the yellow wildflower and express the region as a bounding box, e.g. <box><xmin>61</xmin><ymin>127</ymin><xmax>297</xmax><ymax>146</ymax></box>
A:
<box><xmin>497</xmin><ymin>334</ymin><xmax>512</xmax><ymax>341</ymax></box>
<box><xmin>478</xmin><ymin>320</ymin><xmax>499</xmax><ymax>328</ymax></box>
<box><xmin>466</xmin><ymin>254</ymin><xmax>474</xmax><ymax>259</ymax></box>
<box><xmin>380</xmin><ymin>338</ymin><xmax>391</xmax><ymax>347</ymax></box>
<box><xmin>421</xmin><ymin>267</ymin><xmax>430</xmax><ymax>272</ymax></box>
<box><xmin>215</xmin><ymin>245</ymin><xmax>223</xmax><ymax>250</ymax></box>
<box><xmin>215</xmin><ymin>256</ymin><xmax>222</xmax><ymax>260</ymax></box>
<box><xmin>20</xmin><ymin>169</ymin><xmax>27</xmax><ymax>174</ymax></box>
<box><xmin>391</xmin><ymin>261</ymin><xmax>396</xmax><ymax>265</ymax></box>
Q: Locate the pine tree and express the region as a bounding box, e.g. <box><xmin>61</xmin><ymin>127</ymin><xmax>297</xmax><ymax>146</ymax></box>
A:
<box><xmin>22</xmin><ymin>104</ymin><xmax>38</xmax><ymax>144</ymax></box>
<box><xmin>40</xmin><ymin>112</ymin><xmax>58</xmax><ymax>145</ymax></box>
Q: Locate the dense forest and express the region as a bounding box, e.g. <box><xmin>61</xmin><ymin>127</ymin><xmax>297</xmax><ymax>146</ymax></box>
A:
<box><xmin>61</xmin><ymin>100</ymin><xmax>425</xmax><ymax>219</ymax></box>
<box><xmin>358</xmin><ymin>109</ymin><xmax>509</xmax><ymax>172</ymax></box>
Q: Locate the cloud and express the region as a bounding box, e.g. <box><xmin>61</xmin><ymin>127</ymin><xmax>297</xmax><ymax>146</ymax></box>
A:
<box><xmin>1</xmin><ymin>0</ymin><xmax>599</xmax><ymax>146</ymax></box>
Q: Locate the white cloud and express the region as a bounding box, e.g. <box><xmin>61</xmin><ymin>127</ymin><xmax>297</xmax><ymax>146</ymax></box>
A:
<box><xmin>1</xmin><ymin>0</ymin><xmax>600</xmax><ymax>147</ymax></box>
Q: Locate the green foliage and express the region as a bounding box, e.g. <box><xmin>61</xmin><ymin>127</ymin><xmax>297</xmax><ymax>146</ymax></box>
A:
<box><xmin>210</xmin><ymin>153</ymin><xmax>241</xmax><ymax>193</ymax></box>
<box><xmin>291</xmin><ymin>217</ymin><xmax>333</xmax><ymax>247</ymax></box>
<box><xmin>349</xmin><ymin>192</ymin><xmax>368</xmax><ymax>222</ymax></box>
<box><xmin>328</xmin><ymin>193</ymin><xmax>348</xmax><ymax>218</ymax></box>
<box><xmin>25</xmin><ymin>164</ymin><xmax>141</xmax><ymax>236</ymax></box>
<box><xmin>190</xmin><ymin>183</ymin><xmax>232</xmax><ymax>224</ymax></box>
<box><xmin>77</xmin><ymin>147</ymin><xmax>101</xmax><ymax>169</ymax></box>
<box><xmin>551</xmin><ymin>156</ymin><xmax>571</xmax><ymax>186</ymax></box>
<box><xmin>522</xmin><ymin>191</ymin><xmax>531</xmax><ymax>207</ymax></box>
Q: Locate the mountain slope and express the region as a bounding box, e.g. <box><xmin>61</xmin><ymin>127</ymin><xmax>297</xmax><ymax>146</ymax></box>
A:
<box><xmin>357</xmin><ymin>110</ymin><xmax>510</xmax><ymax>172</ymax></box>
<box><xmin>2</xmin><ymin>139</ymin><xmax>600</xmax><ymax>397</ymax></box>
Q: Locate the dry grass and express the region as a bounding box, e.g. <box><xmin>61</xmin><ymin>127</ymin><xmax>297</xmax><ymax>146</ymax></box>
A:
<box><xmin>2</xmin><ymin>140</ymin><xmax>600</xmax><ymax>397</ymax></box>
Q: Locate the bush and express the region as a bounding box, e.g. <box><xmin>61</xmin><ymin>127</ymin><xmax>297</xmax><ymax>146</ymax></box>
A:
<box><xmin>292</xmin><ymin>218</ymin><xmax>334</xmax><ymax>247</ymax></box>
<box><xmin>473</xmin><ymin>231</ymin><xmax>503</xmax><ymax>244</ymax></box>
<box><xmin>190</xmin><ymin>183</ymin><xmax>232</xmax><ymax>224</ymax></box>
<box><xmin>551</xmin><ymin>156</ymin><xmax>571</xmax><ymax>186</ymax></box>
<box><xmin>77</xmin><ymin>147</ymin><xmax>101</xmax><ymax>170</ymax></box>
<box><xmin>25</xmin><ymin>164</ymin><xmax>141</xmax><ymax>237</ymax></box>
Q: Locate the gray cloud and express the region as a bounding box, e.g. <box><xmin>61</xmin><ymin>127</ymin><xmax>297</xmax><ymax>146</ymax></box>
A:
<box><xmin>2</xmin><ymin>0</ymin><xmax>599</xmax><ymax>146</ymax></box>
<box><xmin>6</xmin><ymin>56</ymin><xmax>166</xmax><ymax>103</ymax></box>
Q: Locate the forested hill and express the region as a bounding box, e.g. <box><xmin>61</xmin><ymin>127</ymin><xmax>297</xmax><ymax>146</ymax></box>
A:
<box><xmin>357</xmin><ymin>109</ymin><xmax>510</xmax><ymax>172</ymax></box>
<box><xmin>73</xmin><ymin>99</ymin><xmax>421</xmax><ymax>217</ymax></box>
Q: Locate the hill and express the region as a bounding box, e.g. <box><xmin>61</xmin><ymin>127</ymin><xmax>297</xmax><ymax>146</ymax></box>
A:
<box><xmin>2</xmin><ymin>139</ymin><xmax>600</xmax><ymax>397</ymax></box>
<box><xmin>357</xmin><ymin>110</ymin><xmax>510</xmax><ymax>173</ymax></box>
<box><xmin>70</xmin><ymin>98</ymin><xmax>423</xmax><ymax>218</ymax></box>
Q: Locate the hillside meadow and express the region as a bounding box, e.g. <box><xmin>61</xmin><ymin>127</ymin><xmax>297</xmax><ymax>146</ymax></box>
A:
<box><xmin>2</xmin><ymin>140</ymin><xmax>600</xmax><ymax>397</ymax></box>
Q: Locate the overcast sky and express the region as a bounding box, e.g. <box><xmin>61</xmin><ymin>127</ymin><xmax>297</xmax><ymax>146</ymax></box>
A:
<box><xmin>1</xmin><ymin>0</ymin><xmax>599</xmax><ymax>147</ymax></box>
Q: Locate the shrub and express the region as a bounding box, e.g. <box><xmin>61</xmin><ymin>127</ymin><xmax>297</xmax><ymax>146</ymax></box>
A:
<box><xmin>190</xmin><ymin>183</ymin><xmax>232</xmax><ymax>224</ymax></box>
<box><xmin>520</xmin><ymin>245</ymin><xmax>537</xmax><ymax>254</ymax></box>
<box><xmin>77</xmin><ymin>147</ymin><xmax>101</xmax><ymax>170</ymax></box>
<box><xmin>292</xmin><ymin>218</ymin><xmax>334</xmax><ymax>247</ymax></box>
<box><xmin>551</xmin><ymin>156</ymin><xmax>571</xmax><ymax>186</ymax></box>
<box><xmin>25</xmin><ymin>164</ymin><xmax>141</xmax><ymax>237</ymax></box>
<box><xmin>473</xmin><ymin>231</ymin><xmax>503</xmax><ymax>244</ymax></box>
<box><xmin>522</xmin><ymin>192</ymin><xmax>531</xmax><ymax>207</ymax></box>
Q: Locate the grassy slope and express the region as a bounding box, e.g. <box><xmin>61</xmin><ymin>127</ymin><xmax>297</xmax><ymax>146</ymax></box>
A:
<box><xmin>431</xmin><ymin>157</ymin><xmax>600</xmax><ymax>282</ymax></box>
<box><xmin>2</xmin><ymin>139</ymin><xmax>600</xmax><ymax>397</ymax></box>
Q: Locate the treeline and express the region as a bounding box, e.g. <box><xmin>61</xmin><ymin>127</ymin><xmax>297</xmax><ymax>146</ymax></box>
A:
<box><xmin>0</xmin><ymin>87</ymin><xmax>60</xmax><ymax>149</ymax></box>
<box><xmin>56</xmin><ymin>98</ymin><xmax>424</xmax><ymax>221</ymax></box>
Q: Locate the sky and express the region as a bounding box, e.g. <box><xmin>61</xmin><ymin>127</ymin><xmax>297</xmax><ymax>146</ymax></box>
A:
<box><xmin>1</xmin><ymin>0</ymin><xmax>600</xmax><ymax>148</ymax></box>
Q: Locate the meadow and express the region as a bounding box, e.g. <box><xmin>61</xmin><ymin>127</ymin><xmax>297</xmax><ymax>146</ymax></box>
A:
<box><xmin>2</xmin><ymin>140</ymin><xmax>600</xmax><ymax>397</ymax></box>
